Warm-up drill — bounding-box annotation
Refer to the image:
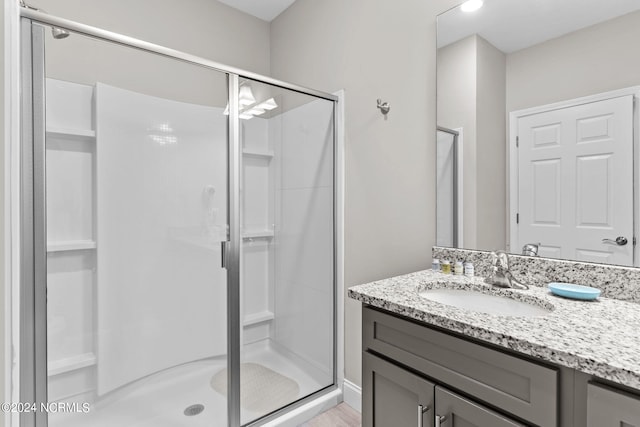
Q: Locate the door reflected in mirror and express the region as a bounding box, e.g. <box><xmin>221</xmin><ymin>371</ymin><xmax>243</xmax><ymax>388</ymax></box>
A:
<box><xmin>436</xmin><ymin>0</ymin><xmax>640</xmax><ymax>267</ymax></box>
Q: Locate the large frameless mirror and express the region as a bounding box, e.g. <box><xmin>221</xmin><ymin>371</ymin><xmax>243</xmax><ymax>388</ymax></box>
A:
<box><xmin>437</xmin><ymin>0</ymin><xmax>640</xmax><ymax>266</ymax></box>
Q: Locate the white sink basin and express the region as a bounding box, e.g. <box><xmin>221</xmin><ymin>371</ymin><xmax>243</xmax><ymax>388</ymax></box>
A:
<box><xmin>418</xmin><ymin>288</ymin><xmax>552</xmax><ymax>317</ymax></box>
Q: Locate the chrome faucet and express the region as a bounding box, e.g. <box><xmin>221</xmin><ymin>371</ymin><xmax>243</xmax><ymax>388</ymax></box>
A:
<box><xmin>522</xmin><ymin>243</ymin><xmax>540</xmax><ymax>257</ymax></box>
<box><xmin>485</xmin><ymin>250</ymin><xmax>529</xmax><ymax>290</ymax></box>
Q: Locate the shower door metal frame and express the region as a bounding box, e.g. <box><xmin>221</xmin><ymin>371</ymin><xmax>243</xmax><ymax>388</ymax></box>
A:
<box><xmin>436</xmin><ymin>126</ymin><xmax>460</xmax><ymax>247</ymax></box>
<box><xmin>19</xmin><ymin>8</ymin><xmax>339</xmax><ymax>427</ymax></box>
<box><xmin>19</xmin><ymin>19</ymin><xmax>48</xmax><ymax>427</ymax></box>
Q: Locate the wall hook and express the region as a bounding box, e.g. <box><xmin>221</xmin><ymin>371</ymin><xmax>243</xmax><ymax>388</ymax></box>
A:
<box><xmin>377</xmin><ymin>99</ymin><xmax>390</xmax><ymax>116</ymax></box>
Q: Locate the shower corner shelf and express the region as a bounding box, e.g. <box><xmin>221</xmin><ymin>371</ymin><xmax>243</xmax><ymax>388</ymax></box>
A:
<box><xmin>243</xmin><ymin>311</ymin><xmax>275</xmax><ymax>327</ymax></box>
<box><xmin>47</xmin><ymin>240</ymin><xmax>97</xmax><ymax>252</ymax></box>
<box><xmin>242</xmin><ymin>229</ymin><xmax>275</xmax><ymax>240</ymax></box>
<box><xmin>48</xmin><ymin>352</ymin><xmax>97</xmax><ymax>376</ymax></box>
<box><xmin>46</xmin><ymin>127</ymin><xmax>96</xmax><ymax>139</ymax></box>
<box><xmin>242</xmin><ymin>148</ymin><xmax>274</xmax><ymax>159</ymax></box>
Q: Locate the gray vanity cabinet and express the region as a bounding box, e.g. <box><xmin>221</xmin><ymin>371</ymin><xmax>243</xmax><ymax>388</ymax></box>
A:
<box><xmin>362</xmin><ymin>306</ymin><xmax>565</xmax><ymax>426</ymax></box>
<box><xmin>363</xmin><ymin>351</ymin><xmax>526</xmax><ymax>427</ymax></box>
<box><xmin>363</xmin><ymin>352</ymin><xmax>435</xmax><ymax>427</ymax></box>
<box><xmin>435</xmin><ymin>386</ymin><xmax>526</xmax><ymax>427</ymax></box>
<box><xmin>363</xmin><ymin>306</ymin><xmax>558</xmax><ymax>426</ymax></box>
<box><xmin>586</xmin><ymin>383</ymin><xmax>640</xmax><ymax>427</ymax></box>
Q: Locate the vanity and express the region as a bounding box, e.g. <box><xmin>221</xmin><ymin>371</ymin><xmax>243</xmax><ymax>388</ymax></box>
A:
<box><xmin>398</xmin><ymin>0</ymin><xmax>640</xmax><ymax>424</ymax></box>
<box><xmin>349</xmin><ymin>251</ymin><xmax>640</xmax><ymax>427</ymax></box>
<box><xmin>357</xmin><ymin>0</ymin><xmax>640</xmax><ymax>424</ymax></box>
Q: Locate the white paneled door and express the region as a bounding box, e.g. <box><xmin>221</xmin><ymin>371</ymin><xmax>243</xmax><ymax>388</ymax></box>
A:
<box><xmin>516</xmin><ymin>95</ymin><xmax>633</xmax><ymax>265</ymax></box>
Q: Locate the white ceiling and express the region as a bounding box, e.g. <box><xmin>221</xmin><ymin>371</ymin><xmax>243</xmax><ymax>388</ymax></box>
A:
<box><xmin>217</xmin><ymin>0</ymin><xmax>297</xmax><ymax>22</ymax></box>
<box><xmin>438</xmin><ymin>0</ymin><xmax>640</xmax><ymax>53</ymax></box>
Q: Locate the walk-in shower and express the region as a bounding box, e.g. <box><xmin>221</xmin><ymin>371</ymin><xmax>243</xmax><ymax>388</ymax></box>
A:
<box><xmin>18</xmin><ymin>8</ymin><xmax>339</xmax><ymax>427</ymax></box>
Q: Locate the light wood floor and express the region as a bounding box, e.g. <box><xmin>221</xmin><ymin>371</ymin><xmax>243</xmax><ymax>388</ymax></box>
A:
<box><xmin>300</xmin><ymin>403</ymin><xmax>361</xmax><ymax>427</ymax></box>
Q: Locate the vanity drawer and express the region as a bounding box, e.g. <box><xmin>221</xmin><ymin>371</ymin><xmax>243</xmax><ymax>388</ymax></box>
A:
<box><xmin>363</xmin><ymin>307</ymin><xmax>558</xmax><ymax>427</ymax></box>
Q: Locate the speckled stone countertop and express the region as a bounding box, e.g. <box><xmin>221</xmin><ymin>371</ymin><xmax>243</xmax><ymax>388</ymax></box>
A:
<box><xmin>432</xmin><ymin>246</ymin><xmax>640</xmax><ymax>303</ymax></box>
<box><xmin>349</xmin><ymin>269</ymin><xmax>640</xmax><ymax>389</ymax></box>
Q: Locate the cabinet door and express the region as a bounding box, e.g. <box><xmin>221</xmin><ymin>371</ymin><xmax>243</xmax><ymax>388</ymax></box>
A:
<box><xmin>363</xmin><ymin>352</ymin><xmax>435</xmax><ymax>427</ymax></box>
<box><xmin>587</xmin><ymin>383</ymin><xmax>640</xmax><ymax>427</ymax></box>
<box><xmin>434</xmin><ymin>386</ymin><xmax>525</xmax><ymax>427</ymax></box>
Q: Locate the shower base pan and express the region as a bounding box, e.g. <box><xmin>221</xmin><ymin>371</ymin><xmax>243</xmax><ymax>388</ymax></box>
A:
<box><xmin>48</xmin><ymin>340</ymin><xmax>329</xmax><ymax>427</ymax></box>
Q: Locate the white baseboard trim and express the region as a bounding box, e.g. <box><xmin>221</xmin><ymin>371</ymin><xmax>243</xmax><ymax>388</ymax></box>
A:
<box><xmin>343</xmin><ymin>379</ymin><xmax>362</xmax><ymax>413</ymax></box>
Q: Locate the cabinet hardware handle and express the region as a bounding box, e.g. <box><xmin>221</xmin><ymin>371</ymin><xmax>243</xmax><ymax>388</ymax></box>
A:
<box><xmin>417</xmin><ymin>404</ymin><xmax>430</xmax><ymax>427</ymax></box>
<box><xmin>435</xmin><ymin>414</ymin><xmax>448</xmax><ymax>427</ymax></box>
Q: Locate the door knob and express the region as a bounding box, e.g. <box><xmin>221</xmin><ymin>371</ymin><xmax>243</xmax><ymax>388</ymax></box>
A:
<box><xmin>602</xmin><ymin>236</ymin><xmax>628</xmax><ymax>246</ymax></box>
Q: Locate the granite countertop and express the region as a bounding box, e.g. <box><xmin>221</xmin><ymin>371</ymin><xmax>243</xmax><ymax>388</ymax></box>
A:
<box><xmin>348</xmin><ymin>269</ymin><xmax>640</xmax><ymax>389</ymax></box>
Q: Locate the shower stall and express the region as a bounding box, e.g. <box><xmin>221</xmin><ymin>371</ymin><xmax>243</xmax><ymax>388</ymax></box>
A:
<box><xmin>18</xmin><ymin>9</ymin><xmax>340</xmax><ymax>427</ymax></box>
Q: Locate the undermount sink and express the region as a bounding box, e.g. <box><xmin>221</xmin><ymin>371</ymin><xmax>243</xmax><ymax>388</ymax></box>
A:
<box><xmin>418</xmin><ymin>288</ymin><xmax>552</xmax><ymax>317</ymax></box>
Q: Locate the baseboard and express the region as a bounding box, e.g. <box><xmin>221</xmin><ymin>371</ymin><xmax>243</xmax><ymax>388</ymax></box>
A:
<box><xmin>343</xmin><ymin>379</ymin><xmax>362</xmax><ymax>413</ymax></box>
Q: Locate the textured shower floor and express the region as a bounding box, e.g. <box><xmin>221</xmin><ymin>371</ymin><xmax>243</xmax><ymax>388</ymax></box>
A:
<box><xmin>49</xmin><ymin>340</ymin><xmax>329</xmax><ymax>427</ymax></box>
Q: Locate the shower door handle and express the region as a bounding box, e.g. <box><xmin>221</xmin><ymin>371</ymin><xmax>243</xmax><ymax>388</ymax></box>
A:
<box><xmin>221</xmin><ymin>241</ymin><xmax>228</xmax><ymax>269</ymax></box>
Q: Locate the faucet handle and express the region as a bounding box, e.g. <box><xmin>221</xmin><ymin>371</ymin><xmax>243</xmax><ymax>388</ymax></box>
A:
<box><xmin>490</xmin><ymin>251</ymin><xmax>498</xmax><ymax>266</ymax></box>
<box><xmin>522</xmin><ymin>243</ymin><xmax>540</xmax><ymax>256</ymax></box>
<box><xmin>494</xmin><ymin>250</ymin><xmax>510</xmax><ymax>270</ymax></box>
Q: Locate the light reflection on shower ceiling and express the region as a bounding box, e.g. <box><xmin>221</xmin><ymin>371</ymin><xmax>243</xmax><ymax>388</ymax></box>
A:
<box><xmin>223</xmin><ymin>86</ymin><xmax>278</xmax><ymax>120</ymax></box>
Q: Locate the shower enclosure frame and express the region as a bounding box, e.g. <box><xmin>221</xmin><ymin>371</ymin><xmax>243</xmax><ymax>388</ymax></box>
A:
<box><xmin>436</xmin><ymin>126</ymin><xmax>460</xmax><ymax>247</ymax></box>
<box><xmin>16</xmin><ymin>7</ymin><xmax>342</xmax><ymax>427</ymax></box>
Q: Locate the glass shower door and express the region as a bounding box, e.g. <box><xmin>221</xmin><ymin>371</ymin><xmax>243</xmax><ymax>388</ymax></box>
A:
<box><xmin>236</xmin><ymin>80</ymin><xmax>336</xmax><ymax>425</ymax></box>
<box><xmin>36</xmin><ymin>23</ymin><xmax>231</xmax><ymax>427</ymax></box>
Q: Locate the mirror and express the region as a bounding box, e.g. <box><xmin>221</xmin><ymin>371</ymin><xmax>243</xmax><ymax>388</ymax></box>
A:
<box><xmin>437</xmin><ymin>0</ymin><xmax>640</xmax><ymax>267</ymax></box>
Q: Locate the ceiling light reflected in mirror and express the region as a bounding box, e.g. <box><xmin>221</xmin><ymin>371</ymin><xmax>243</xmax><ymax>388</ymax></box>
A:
<box><xmin>460</xmin><ymin>0</ymin><xmax>484</xmax><ymax>13</ymax></box>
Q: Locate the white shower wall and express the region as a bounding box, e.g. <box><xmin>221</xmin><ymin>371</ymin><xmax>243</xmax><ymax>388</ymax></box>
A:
<box><xmin>94</xmin><ymin>83</ymin><xmax>229</xmax><ymax>395</ymax></box>
<box><xmin>241</xmin><ymin>117</ymin><xmax>276</xmax><ymax>345</ymax></box>
<box><xmin>45</xmin><ymin>79</ymin><xmax>98</xmax><ymax>402</ymax></box>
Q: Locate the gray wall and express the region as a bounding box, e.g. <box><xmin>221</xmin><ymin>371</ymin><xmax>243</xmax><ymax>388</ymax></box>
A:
<box><xmin>437</xmin><ymin>36</ymin><xmax>477</xmax><ymax>248</ymax></box>
<box><xmin>28</xmin><ymin>0</ymin><xmax>270</xmax><ymax>107</ymax></box>
<box><xmin>437</xmin><ymin>35</ymin><xmax>506</xmax><ymax>252</ymax></box>
<box><xmin>270</xmin><ymin>0</ymin><xmax>460</xmax><ymax>387</ymax></box>
<box><xmin>29</xmin><ymin>0</ymin><xmax>271</xmax><ymax>76</ymax></box>
<box><xmin>506</xmin><ymin>10</ymin><xmax>640</xmax><ymax>112</ymax></box>
<box><xmin>476</xmin><ymin>36</ymin><xmax>506</xmax><ymax>251</ymax></box>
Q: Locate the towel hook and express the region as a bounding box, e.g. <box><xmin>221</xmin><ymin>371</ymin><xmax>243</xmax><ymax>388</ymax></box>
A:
<box><xmin>377</xmin><ymin>99</ymin><xmax>390</xmax><ymax>116</ymax></box>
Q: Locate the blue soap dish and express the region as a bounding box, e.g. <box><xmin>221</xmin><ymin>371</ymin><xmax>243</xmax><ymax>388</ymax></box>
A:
<box><xmin>547</xmin><ymin>282</ymin><xmax>601</xmax><ymax>300</ymax></box>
